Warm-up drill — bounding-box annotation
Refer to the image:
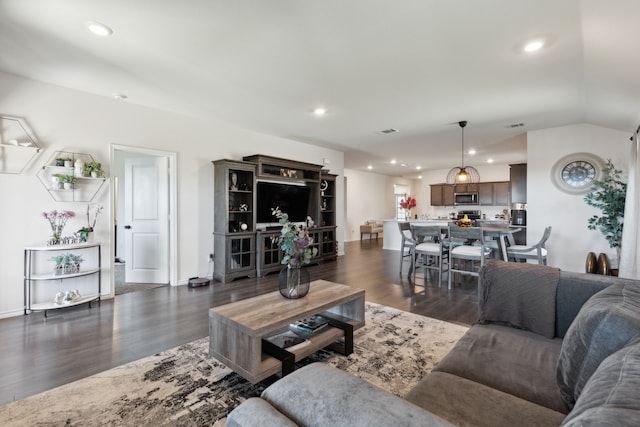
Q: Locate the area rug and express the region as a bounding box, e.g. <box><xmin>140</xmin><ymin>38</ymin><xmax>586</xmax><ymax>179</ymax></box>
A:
<box><xmin>0</xmin><ymin>302</ymin><xmax>468</xmax><ymax>426</ymax></box>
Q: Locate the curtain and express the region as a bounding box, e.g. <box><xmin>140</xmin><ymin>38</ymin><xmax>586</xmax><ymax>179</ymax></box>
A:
<box><xmin>619</xmin><ymin>131</ymin><xmax>640</xmax><ymax>279</ymax></box>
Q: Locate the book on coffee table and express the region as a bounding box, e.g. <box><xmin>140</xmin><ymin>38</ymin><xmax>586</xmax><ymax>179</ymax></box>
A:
<box><xmin>290</xmin><ymin>315</ymin><xmax>330</xmax><ymax>334</ymax></box>
<box><xmin>266</xmin><ymin>331</ymin><xmax>309</xmax><ymax>349</ymax></box>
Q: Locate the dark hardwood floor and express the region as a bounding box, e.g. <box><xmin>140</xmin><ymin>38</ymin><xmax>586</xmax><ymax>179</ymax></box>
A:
<box><xmin>0</xmin><ymin>239</ymin><xmax>478</xmax><ymax>405</ymax></box>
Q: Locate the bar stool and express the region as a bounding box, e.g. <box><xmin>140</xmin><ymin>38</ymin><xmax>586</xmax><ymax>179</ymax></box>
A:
<box><xmin>447</xmin><ymin>225</ymin><xmax>492</xmax><ymax>290</ymax></box>
<box><xmin>410</xmin><ymin>224</ymin><xmax>448</xmax><ymax>287</ymax></box>
<box><xmin>398</xmin><ymin>222</ymin><xmax>415</xmax><ymax>275</ymax></box>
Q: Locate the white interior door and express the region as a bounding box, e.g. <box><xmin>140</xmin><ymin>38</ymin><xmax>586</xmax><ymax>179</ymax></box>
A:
<box><xmin>124</xmin><ymin>156</ymin><xmax>169</xmax><ymax>283</ymax></box>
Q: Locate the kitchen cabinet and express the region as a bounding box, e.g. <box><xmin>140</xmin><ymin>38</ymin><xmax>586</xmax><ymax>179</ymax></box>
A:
<box><xmin>510</xmin><ymin>163</ymin><xmax>527</xmax><ymax>204</ymax></box>
<box><xmin>432</xmin><ymin>181</ymin><xmax>508</xmax><ymax>206</ymax></box>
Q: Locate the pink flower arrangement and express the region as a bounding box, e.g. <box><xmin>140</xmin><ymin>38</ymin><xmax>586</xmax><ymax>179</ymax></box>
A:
<box><xmin>400</xmin><ymin>196</ymin><xmax>417</xmax><ymax>210</ymax></box>
<box><xmin>42</xmin><ymin>210</ymin><xmax>75</xmax><ymax>243</ymax></box>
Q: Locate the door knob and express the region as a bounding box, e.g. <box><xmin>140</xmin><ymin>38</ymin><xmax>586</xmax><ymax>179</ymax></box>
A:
<box><xmin>124</xmin><ymin>225</ymin><xmax>132</xmax><ymax>229</ymax></box>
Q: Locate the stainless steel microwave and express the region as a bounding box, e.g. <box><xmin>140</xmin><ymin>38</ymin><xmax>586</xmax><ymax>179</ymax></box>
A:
<box><xmin>454</xmin><ymin>192</ymin><xmax>479</xmax><ymax>205</ymax></box>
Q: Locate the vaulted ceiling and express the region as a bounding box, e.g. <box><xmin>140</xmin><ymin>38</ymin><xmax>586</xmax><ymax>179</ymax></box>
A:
<box><xmin>1</xmin><ymin>0</ymin><xmax>638</xmax><ymax>176</ymax></box>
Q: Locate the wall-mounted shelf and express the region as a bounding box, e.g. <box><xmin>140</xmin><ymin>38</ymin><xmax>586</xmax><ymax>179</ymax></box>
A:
<box><xmin>0</xmin><ymin>115</ymin><xmax>41</xmax><ymax>174</ymax></box>
<box><xmin>36</xmin><ymin>151</ymin><xmax>107</xmax><ymax>202</ymax></box>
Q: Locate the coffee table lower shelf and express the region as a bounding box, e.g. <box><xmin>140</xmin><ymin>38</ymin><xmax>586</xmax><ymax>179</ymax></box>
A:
<box><xmin>261</xmin><ymin>318</ymin><xmax>354</xmax><ymax>380</ymax></box>
<box><xmin>209</xmin><ymin>280</ymin><xmax>365</xmax><ymax>384</ymax></box>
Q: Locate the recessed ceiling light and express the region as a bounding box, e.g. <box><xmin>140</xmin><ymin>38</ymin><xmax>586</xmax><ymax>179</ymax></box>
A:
<box><xmin>524</xmin><ymin>40</ymin><xmax>544</xmax><ymax>52</ymax></box>
<box><xmin>418</xmin><ymin>175</ymin><xmax>423</xmax><ymax>179</ymax></box>
<box><xmin>390</xmin><ymin>159</ymin><xmax>397</xmax><ymax>165</ymax></box>
<box><xmin>367</xmin><ymin>165</ymin><xmax>373</xmax><ymax>170</ymax></box>
<box><xmin>416</xmin><ymin>166</ymin><xmax>422</xmax><ymax>170</ymax></box>
<box><xmin>112</xmin><ymin>93</ymin><xmax>128</xmax><ymax>100</ymax></box>
<box><xmin>86</xmin><ymin>21</ymin><xmax>113</xmax><ymax>36</ymax></box>
<box><xmin>400</xmin><ymin>163</ymin><xmax>408</xmax><ymax>167</ymax></box>
<box><xmin>468</xmin><ymin>149</ymin><xmax>476</xmax><ymax>155</ymax></box>
<box><xmin>487</xmin><ymin>158</ymin><xmax>494</xmax><ymax>163</ymax></box>
<box><xmin>313</xmin><ymin>107</ymin><xmax>326</xmax><ymax>116</ymax></box>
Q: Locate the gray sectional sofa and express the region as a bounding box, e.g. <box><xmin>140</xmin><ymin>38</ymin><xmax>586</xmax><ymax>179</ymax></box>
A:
<box><xmin>227</xmin><ymin>260</ymin><xmax>640</xmax><ymax>426</ymax></box>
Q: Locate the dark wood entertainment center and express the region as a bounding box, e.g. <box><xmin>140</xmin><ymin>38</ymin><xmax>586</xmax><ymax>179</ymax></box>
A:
<box><xmin>212</xmin><ymin>155</ymin><xmax>337</xmax><ymax>283</ymax></box>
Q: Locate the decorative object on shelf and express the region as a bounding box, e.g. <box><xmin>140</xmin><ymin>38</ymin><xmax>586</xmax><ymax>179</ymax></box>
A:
<box><xmin>586</xmin><ymin>252</ymin><xmax>597</xmax><ymax>274</ymax></box>
<box><xmin>447</xmin><ymin>120</ymin><xmax>480</xmax><ymax>184</ymax></box>
<box><xmin>54</xmin><ymin>292</ymin><xmax>64</xmax><ymax>305</ymax></box>
<box><xmin>55</xmin><ymin>157</ymin><xmax>65</xmax><ymax>167</ymax></box>
<box><xmin>50</xmin><ymin>253</ymin><xmax>84</xmax><ymax>274</ymax></box>
<box><xmin>54</xmin><ymin>173</ymin><xmax>77</xmax><ymax>189</ymax></box>
<box><xmin>63</xmin><ymin>158</ymin><xmax>73</xmax><ymax>168</ymax></box>
<box><xmin>229</xmin><ymin>171</ymin><xmax>238</xmax><ymax>190</ymax></box>
<box><xmin>584</xmin><ymin>159</ymin><xmax>626</xmax><ymax>262</ymax></box>
<box><xmin>42</xmin><ymin>209</ymin><xmax>75</xmax><ymax>245</ymax></box>
<box><xmin>83</xmin><ymin>161</ymin><xmax>104</xmax><ymax>178</ymax></box>
<box><xmin>320</xmin><ymin>179</ymin><xmax>328</xmax><ymax>196</ymax></box>
<box><xmin>77</xmin><ymin>203</ymin><xmax>103</xmax><ymax>242</ymax></box>
<box><xmin>552</xmin><ymin>152</ymin><xmax>605</xmax><ymax>195</ymax></box>
<box><xmin>74</xmin><ymin>158</ymin><xmax>85</xmax><ymax>177</ymax></box>
<box><xmin>271</xmin><ymin>208</ymin><xmax>317</xmax><ymax>298</ymax></box>
<box><xmin>399</xmin><ymin>196</ymin><xmax>416</xmax><ymax>221</ymax></box>
<box><xmin>239</xmin><ymin>203</ymin><xmax>248</xmax><ymax>211</ymax></box>
<box><xmin>50</xmin><ymin>175</ymin><xmax>62</xmax><ymax>190</ymax></box>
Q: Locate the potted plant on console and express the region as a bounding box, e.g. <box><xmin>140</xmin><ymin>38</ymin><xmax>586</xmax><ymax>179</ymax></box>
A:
<box><xmin>271</xmin><ymin>207</ymin><xmax>318</xmax><ymax>299</ymax></box>
<box><xmin>77</xmin><ymin>203</ymin><xmax>103</xmax><ymax>243</ymax></box>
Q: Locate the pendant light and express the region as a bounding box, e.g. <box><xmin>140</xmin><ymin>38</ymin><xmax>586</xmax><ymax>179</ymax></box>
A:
<box><xmin>446</xmin><ymin>120</ymin><xmax>480</xmax><ymax>184</ymax></box>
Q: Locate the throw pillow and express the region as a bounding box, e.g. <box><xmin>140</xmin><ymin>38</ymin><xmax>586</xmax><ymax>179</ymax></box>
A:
<box><xmin>556</xmin><ymin>282</ymin><xmax>640</xmax><ymax>409</ymax></box>
<box><xmin>561</xmin><ymin>340</ymin><xmax>640</xmax><ymax>426</ymax></box>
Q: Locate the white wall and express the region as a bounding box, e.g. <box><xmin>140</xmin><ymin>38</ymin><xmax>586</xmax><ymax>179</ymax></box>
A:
<box><xmin>343</xmin><ymin>169</ymin><xmax>416</xmax><ymax>241</ymax></box>
<box><xmin>527</xmin><ymin>124</ymin><xmax>630</xmax><ymax>272</ymax></box>
<box><xmin>0</xmin><ymin>71</ymin><xmax>344</xmax><ymax>318</ymax></box>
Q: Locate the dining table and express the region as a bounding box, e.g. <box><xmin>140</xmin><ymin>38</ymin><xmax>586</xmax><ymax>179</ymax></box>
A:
<box><xmin>407</xmin><ymin>224</ymin><xmax>522</xmax><ymax>277</ymax></box>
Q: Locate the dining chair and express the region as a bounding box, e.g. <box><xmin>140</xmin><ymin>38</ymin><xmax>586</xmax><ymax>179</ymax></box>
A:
<box><xmin>447</xmin><ymin>225</ymin><xmax>492</xmax><ymax>290</ymax></box>
<box><xmin>506</xmin><ymin>226</ymin><xmax>552</xmax><ymax>265</ymax></box>
<box><xmin>398</xmin><ymin>221</ymin><xmax>416</xmax><ymax>275</ymax></box>
<box><xmin>410</xmin><ymin>224</ymin><xmax>448</xmax><ymax>287</ymax></box>
<box><xmin>476</xmin><ymin>220</ymin><xmax>511</xmax><ymax>259</ymax></box>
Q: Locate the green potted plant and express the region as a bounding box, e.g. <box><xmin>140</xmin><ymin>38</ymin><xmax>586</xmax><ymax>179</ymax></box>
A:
<box><xmin>83</xmin><ymin>161</ymin><xmax>104</xmax><ymax>178</ymax></box>
<box><xmin>58</xmin><ymin>174</ymin><xmax>77</xmax><ymax>189</ymax></box>
<box><xmin>584</xmin><ymin>159</ymin><xmax>627</xmax><ymax>264</ymax></box>
<box><xmin>55</xmin><ymin>157</ymin><xmax>66</xmax><ymax>167</ymax></box>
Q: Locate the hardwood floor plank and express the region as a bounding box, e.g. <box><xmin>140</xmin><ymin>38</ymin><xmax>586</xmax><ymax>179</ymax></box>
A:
<box><xmin>0</xmin><ymin>239</ymin><xmax>478</xmax><ymax>405</ymax></box>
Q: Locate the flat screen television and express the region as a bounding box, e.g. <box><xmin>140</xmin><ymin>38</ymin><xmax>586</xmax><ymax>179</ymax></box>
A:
<box><xmin>256</xmin><ymin>181</ymin><xmax>311</xmax><ymax>224</ymax></box>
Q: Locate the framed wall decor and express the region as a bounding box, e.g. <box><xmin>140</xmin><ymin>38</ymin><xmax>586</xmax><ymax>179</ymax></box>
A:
<box><xmin>550</xmin><ymin>152</ymin><xmax>605</xmax><ymax>195</ymax></box>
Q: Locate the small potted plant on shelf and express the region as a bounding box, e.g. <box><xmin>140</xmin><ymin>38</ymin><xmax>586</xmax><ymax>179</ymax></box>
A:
<box><xmin>57</xmin><ymin>174</ymin><xmax>77</xmax><ymax>189</ymax></box>
<box><xmin>51</xmin><ymin>253</ymin><xmax>84</xmax><ymax>274</ymax></box>
<box><xmin>55</xmin><ymin>157</ymin><xmax>66</xmax><ymax>167</ymax></box>
<box><xmin>83</xmin><ymin>161</ymin><xmax>104</xmax><ymax>178</ymax></box>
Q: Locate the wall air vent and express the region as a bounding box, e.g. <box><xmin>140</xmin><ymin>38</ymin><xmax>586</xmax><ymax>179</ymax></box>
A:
<box><xmin>379</xmin><ymin>128</ymin><xmax>399</xmax><ymax>134</ymax></box>
<box><xmin>505</xmin><ymin>123</ymin><xmax>525</xmax><ymax>128</ymax></box>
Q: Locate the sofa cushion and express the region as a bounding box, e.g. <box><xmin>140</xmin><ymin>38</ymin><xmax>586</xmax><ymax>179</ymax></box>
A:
<box><xmin>406</xmin><ymin>371</ymin><xmax>566</xmax><ymax>427</ymax></box>
<box><xmin>226</xmin><ymin>397</ymin><xmax>299</xmax><ymax>427</ymax></box>
<box><xmin>560</xmin><ymin>341</ymin><xmax>640</xmax><ymax>426</ymax></box>
<box><xmin>478</xmin><ymin>260</ymin><xmax>560</xmax><ymax>339</ymax></box>
<box><xmin>434</xmin><ymin>324</ymin><xmax>567</xmax><ymax>413</ymax></box>
<box><xmin>261</xmin><ymin>362</ymin><xmax>454</xmax><ymax>427</ymax></box>
<box><xmin>556</xmin><ymin>282</ymin><xmax>640</xmax><ymax>409</ymax></box>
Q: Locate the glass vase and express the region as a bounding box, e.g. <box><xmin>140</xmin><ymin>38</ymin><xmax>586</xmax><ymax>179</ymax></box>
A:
<box><xmin>278</xmin><ymin>264</ymin><xmax>310</xmax><ymax>299</ymax></box>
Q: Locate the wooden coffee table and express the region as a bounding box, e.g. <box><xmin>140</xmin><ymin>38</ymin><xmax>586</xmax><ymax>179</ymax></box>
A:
<box><xmin>209</xmin><ymin>280</ymin><xmax>365</xmax><ymax>383</ymax></box>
